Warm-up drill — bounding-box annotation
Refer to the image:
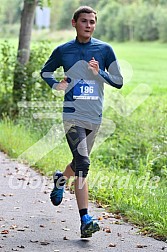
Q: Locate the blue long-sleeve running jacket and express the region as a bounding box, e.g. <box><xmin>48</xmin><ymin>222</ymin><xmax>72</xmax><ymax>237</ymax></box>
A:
<box><xmin>41</xmin><ymin>37</ymin><xmax>123</xmax><ymax>124</ymax></box>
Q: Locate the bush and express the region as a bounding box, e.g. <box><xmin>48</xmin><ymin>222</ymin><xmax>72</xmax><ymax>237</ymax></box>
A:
<box><xmin>0</xmin><ymin>41</ymin><xmax>16</xmax><ymax>116</ymax></box>
<box><xmin>0</xmin><ymin>40</ymin><xmax>64</xmax><ymax>117</ymax></box>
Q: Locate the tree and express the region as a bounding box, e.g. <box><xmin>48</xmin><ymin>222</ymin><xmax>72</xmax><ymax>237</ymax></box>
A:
<box><xmin>133</xmin><ymin>5</ymin><xmax>158</xmax><ymax>41</ymax></box>
<box><xmin>13</xmin><ymin>0</ymin><xmax>38</xmax><ymax>109</ymax></box>
<box><xmin>79</xmin><ymin>0</ymin><xmax>97</xmax><ymax>8</ymax></box>
<box><xmin>57</xmin><ymin>0</ymin><xmax>79</xmax><ymax>30</ymax></box>
<box><xmin>17</xmin><ymin>0</ymin><xmax>38</xmax><ymax>65</ymax></box>
<box><xmin>0</xmin><ymin>0</ymin><xmax>21</xmax><ymax>26</ymax></box>
<box><xmin>12</xmin><ymin>0</ymin><xmax>50</xmax><ymax>114</ymax></box>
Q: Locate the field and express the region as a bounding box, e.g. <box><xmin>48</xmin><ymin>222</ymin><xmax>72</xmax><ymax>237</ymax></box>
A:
<box><xmin>0</xmin><ymin>36</ymin><xmax>167</xmax><ymax>240</ymax></box>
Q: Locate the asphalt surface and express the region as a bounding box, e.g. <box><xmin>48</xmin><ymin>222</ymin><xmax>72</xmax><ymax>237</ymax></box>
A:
<box><xmin>0</xmin><ymin>151</ymin><xmax>167</xmax><ymax>252</ymax></box>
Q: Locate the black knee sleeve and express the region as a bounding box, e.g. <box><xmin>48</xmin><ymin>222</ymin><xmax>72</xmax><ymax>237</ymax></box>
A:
<box><xmin>73</xmin><ymin>156</ymin><xmax>90</xmax><ymax>178</ymax></box>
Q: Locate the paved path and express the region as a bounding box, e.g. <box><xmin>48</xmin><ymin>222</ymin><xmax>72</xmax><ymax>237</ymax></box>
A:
<box><xmin>0</xmin><ymin>151</ymin><xmax>166</xmax><ymax>252</ymax></box>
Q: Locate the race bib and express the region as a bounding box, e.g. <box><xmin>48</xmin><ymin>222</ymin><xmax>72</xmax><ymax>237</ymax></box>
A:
<box><xmin>73</xmin><ymin>79</ymin><xmax>98</xmax><ymax>100</ymax></box>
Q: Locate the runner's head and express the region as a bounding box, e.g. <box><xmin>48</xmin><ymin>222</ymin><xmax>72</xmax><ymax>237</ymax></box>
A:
<box><xmin>72</xmin><ymin>6</ymin><xmax>97</xmax><ymax>43</ymax></box>
<box><xmin>72</xmin><ymin>6</ymin><xmax>97</xmax><ymax>22</ymax></box>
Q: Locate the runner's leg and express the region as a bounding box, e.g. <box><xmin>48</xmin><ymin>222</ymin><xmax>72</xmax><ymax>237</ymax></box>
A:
<box><xmin>65</xmin><ymin>125</ymin><xmax>89</xmax><ymax>210</ymax></box>
<box><xmin>63</xmin><ymin>163</ymin><xmax>75</xmax><ymax>179</ymax></box>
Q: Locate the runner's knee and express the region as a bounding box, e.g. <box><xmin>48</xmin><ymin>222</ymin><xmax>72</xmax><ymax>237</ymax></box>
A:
<box><xmin>75</xmin><ymin>156</ymin><xmax>90</xmax><ymax>178</ymax></box>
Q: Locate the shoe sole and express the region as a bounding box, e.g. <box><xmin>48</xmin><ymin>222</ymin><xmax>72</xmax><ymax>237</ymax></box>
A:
<box><xmin>81</xmin><ymin>222</ymin><xmax>100</xmax><ymax>238</ymax></box>
<box><xmin>50</xmin><ymin>171</ymin><xmax>64</xmax><ymax>206</ymax></box>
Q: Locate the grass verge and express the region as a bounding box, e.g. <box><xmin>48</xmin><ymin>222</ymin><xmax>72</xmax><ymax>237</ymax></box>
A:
<box><xmin>0</xmin><ymin>118</ymin><xmax>166</xmax><ymax>241</ymax></box>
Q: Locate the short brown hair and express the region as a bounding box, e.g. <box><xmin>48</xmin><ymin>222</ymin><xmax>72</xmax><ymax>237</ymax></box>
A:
<box><xmin>73</xmin><ymin>6</ymin><xmax>97</xmax><ymax>22</ymax></box>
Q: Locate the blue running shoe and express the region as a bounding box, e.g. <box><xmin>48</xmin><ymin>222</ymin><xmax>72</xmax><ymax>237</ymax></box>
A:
<box><xmin>80</xmin><ymin>214</ymin><xmax>100</xmax><ymax>238</ymax></box>
<box><xmin>50</xmin><ymin>171</ymin><xmax>65</xmax><ymax>206</ymax></box>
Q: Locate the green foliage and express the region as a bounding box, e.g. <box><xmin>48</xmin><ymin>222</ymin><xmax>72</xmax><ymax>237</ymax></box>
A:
<box><xmin>57</xmin><ymin>0</ymin><xmax>79</xmax><ymax>30</ymax></box>
<box><xmin>94</xmin><ymin>1</ymin><xmax>122</xmax><ymax>40</ymax></box>
<box><xmin>0</xmin><ymin>113</ymin><xmax>166</xmax><ymax>239</ymax></box>
<box><xmin>0</xmin><ymin>0</ymin><xmax>22</xmax><ymax>25</ymax></box>
<box><xmin>0</xmin><ymin>41</ymin><xmax>16</xmax><ymax>116</ymax></box>
<box><xmin>95</xmin><ymin>1</ymin><xmax>167</xmax><ymax>42</ymax></box>
<box><xmin>142</xmin><ymin>0</ymin><xmax>167</xmax><ymax>4</ymax></box>
<box><xmin>133</xmin><ymin>5</ymin><xmax>158</xmax><ymax>41</ymax></box>
<box><xmin>0</xmin><ymin>116</ymin><xmax>37</xmax><ymax>157</ymax></box>
<box><xmin>38</xmin><ymin>0</ymin><xmax>51</xmax><ymax>8</ymax></box>
<box><xmin>0</xmin><ymin>40</ymin><xmax>64</xmax><ymax>117</ymax></box>
<box><xmin>155</xmin><ymin>7</ymin><xmax>167</xmax><ymax>42</ymax></box>
<box><xmin>93</xmin><ymin>100</ymin><xmax>166</xmax><ymax>177</ymax></box>
<box><xmin>111</xmin><ymin>6</ymin><xmax>130</xmax><ymax>42</ymax></box>
<box><xmin>79</xmin><ymin>0</ymin><xmax>97</xmax><ymax>8</ymax></box>
<box><xmin>89</xmin><ymin>162</ymin><xmax>167</xmax><ymax>239</ymax></box>
<box><xmin>0</xmin><ymin>41</ymin><xmax>167</xmax><ymax>239</ymax></box>
<box><xmin>0</xmin><ymin>0</ymin><xmax>167</xmax><ymax>42</ymax></box>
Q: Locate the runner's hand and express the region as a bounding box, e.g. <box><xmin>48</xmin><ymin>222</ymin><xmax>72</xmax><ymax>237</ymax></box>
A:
<box><xmin>56</xmin><ymin>77</ymin><xmax>68</xmax><ymax>91</ymax></box>
<box><xmin>88</xmin><ymin>57</ymin><xmax>99</xmax><ymax>75</ymax></box>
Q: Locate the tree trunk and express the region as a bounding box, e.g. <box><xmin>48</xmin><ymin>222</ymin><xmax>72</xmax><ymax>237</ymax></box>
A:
<box><xmin>13</xmin><ymin>0</ymin><xmax>37</xmax><ymax>110</ymax></box>
<box><xmin>17</xmin><ymin>0</ymin><xmax>38</xmax><ymax>65</ymax></box>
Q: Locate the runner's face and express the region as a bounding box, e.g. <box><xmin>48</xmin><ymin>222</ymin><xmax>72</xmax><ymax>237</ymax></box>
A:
<box><xmin>72</xmin><ymin>13</ymin><xmax>96</xmax><ymax>43</ymax></box>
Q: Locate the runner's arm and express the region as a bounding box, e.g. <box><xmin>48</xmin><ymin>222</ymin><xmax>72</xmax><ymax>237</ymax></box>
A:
<box><xmin>40</xmin><ymin>47</ymin><xmax>62</xmax><ymax>89</ymax></box>
<box><xmin>98</xmin><ymin>46</ymin><xmax>123</xmax><ymax>89</ymax></box>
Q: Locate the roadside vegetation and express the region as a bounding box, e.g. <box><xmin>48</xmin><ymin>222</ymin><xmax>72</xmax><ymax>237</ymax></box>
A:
<box><xmin>0</xmin><ymin>37</ymin><xmax>166</xmax><ymax>240</ymax></box>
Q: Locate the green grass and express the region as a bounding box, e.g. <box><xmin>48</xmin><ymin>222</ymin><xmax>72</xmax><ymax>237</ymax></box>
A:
<box><xmin>0</xmin><ymin>117</ymin><xmax>166</xmax><ymax>240</ymax></box>
<box><xmin>113</xmin><ymin>41</ymin><xmax>167</xmax><ymax>93</ymax></box>
<box><xmin>0</xmin><ymin>29</ymin><xmax>76</xmax><ymax>48</ymax></box>
<box><xmin>89</xmin><ymin>167</ymin><xmax>167</xmax><ymax>240</ymax></box>
<box><xmin>0</xmin><ymin>40</ymin><xmax>167</xmax><ymax>241</ymax></box>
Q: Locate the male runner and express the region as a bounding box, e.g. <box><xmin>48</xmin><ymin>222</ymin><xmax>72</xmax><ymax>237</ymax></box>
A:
<box><xmin>41</xmin><ymin>5</ymin><xmax>123</xmax><ymax>238</ymax></box>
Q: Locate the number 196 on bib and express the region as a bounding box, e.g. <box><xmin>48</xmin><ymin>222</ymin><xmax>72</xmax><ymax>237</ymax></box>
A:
<box><xmin>80</xmin><ymin>85</ymin><xmax>94</xmax><ymax>94</ymax></box>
